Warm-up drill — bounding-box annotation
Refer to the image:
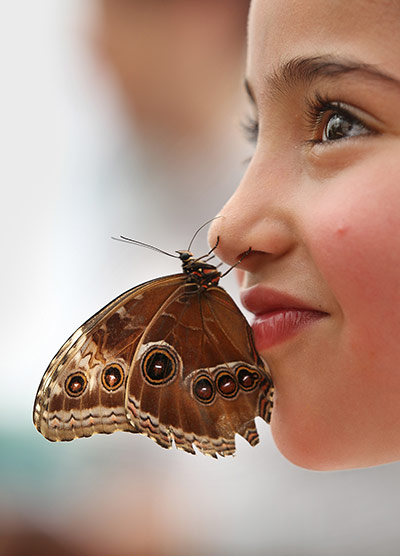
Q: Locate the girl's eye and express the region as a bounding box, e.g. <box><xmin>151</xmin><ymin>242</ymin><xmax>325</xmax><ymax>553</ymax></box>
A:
<box><xmin>241</xmin><ymin>96</ymin><xmax>375</xmax><ymax>147</ymax></box>
<box><xmin>321</xmin><ymin>110</ymin><xmax>369</xmax><ymax>142</ymax></box>
<box><xmin>241</xmin><ymin>115</ymin><xmax>259</xmax><ymax>144</ymax></box>
<box><xmin>305</xmin><ymin>96</ymin><xmax>374</xmax><ymax>145</ymax></box>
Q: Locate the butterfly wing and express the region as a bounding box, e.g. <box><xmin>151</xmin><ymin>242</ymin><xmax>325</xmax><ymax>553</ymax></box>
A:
<box><xmin>33</xmin><ymin>275</ymin><xmax>186</xmax><ymax>442</ymax></box>
<box><xmin>126</xmin><ymin>282</ymin><xmax>273</xmax><ymax>457</ymax></box>
<box><xmin>34</xmin><ymin>273</ymin><xmax>273</xmax><ymax>456</ymax></box>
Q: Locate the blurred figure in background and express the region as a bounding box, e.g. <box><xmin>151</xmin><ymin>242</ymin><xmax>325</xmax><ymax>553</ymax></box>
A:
<box><xmin>84</xmin><ymin>0</ymin><xmax>251</xmax><ymax>264</ymax></box>
<box><xmin>52</xmin><ymin>0</ymin><xmax>253</xmax><ymax>306</ymax></box>
<box><xmin>96</xmin><ymin>0</ymin><xmax>249</xmax><ymax>156</ymax></box>
<box><xmin>2</xmin><ymin>2</ymin><xmax>253</xmax><ymax>556</ymax></box>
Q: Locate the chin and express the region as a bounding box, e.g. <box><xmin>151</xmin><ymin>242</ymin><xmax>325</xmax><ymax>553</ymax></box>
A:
<box><xmin>270</xmin><ymin>419</ymin><xmax>335</xmax><ymax>471</ymax></box>
<box><xmin>268</xmin><ymin>374</ymin><xmax>400</xmax><ymax>470</ymax></box>
<box><xmin>269</xmin><ymin>404</ymin><xmax>373</xmax><ymax>471</ymax></box>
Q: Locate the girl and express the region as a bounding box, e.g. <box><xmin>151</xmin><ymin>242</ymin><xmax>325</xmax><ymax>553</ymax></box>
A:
<box><xmin>209</xmin><ymin>0</ymin><xmax>400</xmax><ymax>470</ymax></box>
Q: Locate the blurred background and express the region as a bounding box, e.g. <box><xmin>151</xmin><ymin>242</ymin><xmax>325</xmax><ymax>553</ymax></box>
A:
<box><xmin>1</xmin><ymin>1</ymin><xmax>400</xmax><ymax>555</ymax></box>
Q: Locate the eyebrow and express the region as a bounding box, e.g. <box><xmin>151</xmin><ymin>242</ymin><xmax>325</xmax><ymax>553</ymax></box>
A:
<box><xmin>244</xmin><ymin>55</ymin><xmax>400</xmax><ymax>103</ymax></box>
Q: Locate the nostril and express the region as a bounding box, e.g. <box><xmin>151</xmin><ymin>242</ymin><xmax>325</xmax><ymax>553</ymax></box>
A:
<box><xmin>233</xmin><ymin>249</ymin><xmax>269</xmax><ymax>272</ymax></box>
<box><xmin>237</xmin><ymin>247</ymin><xmax>252</xmax><ymax>263</ymax></box>
<box><xmin>221</xmin><ymin>246</ymin><xmax>252</xmax><ymax>277</ymax></box>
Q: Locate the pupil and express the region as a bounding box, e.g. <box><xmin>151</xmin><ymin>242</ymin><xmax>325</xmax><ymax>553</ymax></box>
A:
<box><xmin>195</xmin><ymin>378</ymin><xmax>213</xmax><ymax>401</ymax></box>
<box><xmin>105</xmin><ymin>367</ymin><xmax>120</xmax><ymax>386</ymax></box>
<box><xmin>217</xmin><ymin>374</ymin><xmax>236</xmax><ymax>395</ymax></box>
<box><xmin>146</xmin><ymin>352</ymin><xmax>173</xmax><ymax>382</ymax></box>
<box><xmin>71</xmin><ymin>379</ymin><xmax>82</xmax><ymax>391</ymax></box>
<box><xmin>325</xmin><ymin>113</ymin><xmax>352</xmax><ymax>140</ymax></box>
<box><xmin>199</xmin><ymin>384</ymin><xmax>210</xmax><ymax>396</ymax></box>
<box><xmin>238</xmin><ymin>368</ymin><xmax>257</xmax><ymax>389</ymax></box>
<box><xmin>153</xmin><ymin>358</ymin><xmax>165</xmax><ymax>377</ymax></box>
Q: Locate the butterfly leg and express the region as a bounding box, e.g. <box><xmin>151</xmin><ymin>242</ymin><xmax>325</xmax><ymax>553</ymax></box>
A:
<box><xmin>220</xmin><ymin>247</ymin><xmax>252</xmax><ymax>277</ymax></box>
<box><xmin>192</xmin><ymin>236</ymin><xmax>220</xmax><ymax>264</ymax></box>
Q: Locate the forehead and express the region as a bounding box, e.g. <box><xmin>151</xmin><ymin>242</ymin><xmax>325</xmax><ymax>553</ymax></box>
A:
<box><xmin>247</xmin><ymin>0</ymin><xmax>400</xmax><ymax>82</ymax></box>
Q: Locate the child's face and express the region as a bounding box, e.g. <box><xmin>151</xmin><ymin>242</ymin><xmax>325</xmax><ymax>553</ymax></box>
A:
<box><xmin>209</xmin><ymin>0</ymin><xmax>400</xmax><ymax>469</ymax></box>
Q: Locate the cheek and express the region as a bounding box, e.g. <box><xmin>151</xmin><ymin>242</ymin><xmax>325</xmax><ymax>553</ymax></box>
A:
<box><xmin>305</xmin><ymin>168</ymin><xmax>400</xmax><ymax>358</ymax></box>
<box><xmin>271</xmin><ymin>164</ymin><xmax>400</xmax><ymax>469</ymax></box>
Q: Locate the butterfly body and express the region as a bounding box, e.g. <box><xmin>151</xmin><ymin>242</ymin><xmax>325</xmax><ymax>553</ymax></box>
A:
<box><xmin>34</xmin><ymin>249</ymin><xmax>273</xmax><ymax>457</ymax></box>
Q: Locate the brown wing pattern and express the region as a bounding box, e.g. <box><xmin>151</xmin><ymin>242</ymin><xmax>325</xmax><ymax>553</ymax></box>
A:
<box><xmin>33</xmin><ymin>275</ymin><xmax>187</xmax><ymax>441</ymax></box>
<box><xmin>34</xmin><ymin>273</ymin><xmax>273</xmax><ymax>457</ymax></box>
<box><xmin>126</xmin><ymin>283</ymin><xmax>273</xmax><ymax>457</ymax></box>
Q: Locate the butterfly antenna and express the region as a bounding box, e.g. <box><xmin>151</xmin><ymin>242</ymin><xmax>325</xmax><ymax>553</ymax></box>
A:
<box><xmin>111</xmin><ymin>236</ymin><xmax>179</xmax><ymax>258</ymax></box>
<box><xmin>221</xmin><ymin>247</ymin><xmax>252</xmax><ymax>277</ymax></box>
<box><xmin>187</xmin><ymin>216</ymin><xmax>222</xmax><ymax>252</ymax></box>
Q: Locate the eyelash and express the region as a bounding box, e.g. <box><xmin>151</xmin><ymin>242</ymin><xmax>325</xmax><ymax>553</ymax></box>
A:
<box><xmin>241</xmin><ymin>115</ymin><xmax>259</xmax><ymax>144</ymax></box>
<box><xmin>304</xmin><ymin>93</ymin><xmax>371</xmax><ymax>144</ymax></box>
<box><xmin>241</xmin><ymin>94</ymin><xmax>373</xmax><ymax>146</ymax></box>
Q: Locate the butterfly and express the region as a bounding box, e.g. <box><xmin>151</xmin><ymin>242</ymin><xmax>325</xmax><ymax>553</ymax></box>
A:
<box><xmin>33</xmin><ymin>232</ymin><xmax>274</xmax><ymax>458</ymax></box>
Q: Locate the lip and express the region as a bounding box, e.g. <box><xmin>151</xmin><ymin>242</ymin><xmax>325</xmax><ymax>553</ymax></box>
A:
<box><xmin>241</xmin><ymin>285</ymin><xmax>328</xmax><ymax>351</ymax></box>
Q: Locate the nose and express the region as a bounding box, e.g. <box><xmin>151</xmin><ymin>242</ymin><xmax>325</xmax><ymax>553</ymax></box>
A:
<box><xmin>208</xmin><ymin>159</ymin><xmax>295</xmax><ymax>270</ymax></box>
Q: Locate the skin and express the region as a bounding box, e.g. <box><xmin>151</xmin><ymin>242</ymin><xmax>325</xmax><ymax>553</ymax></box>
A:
<box><xmin>94</xmin><ymin>0</ymin><xmax>249</xmax><ymax>146</ymax></box>
<box><xmin>209</xmin><ymin>0</ymin><xmax>400</xmax><ymax>470</ymax></box>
